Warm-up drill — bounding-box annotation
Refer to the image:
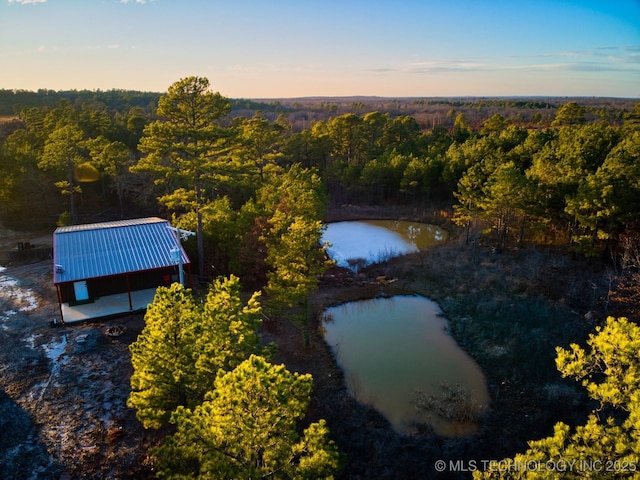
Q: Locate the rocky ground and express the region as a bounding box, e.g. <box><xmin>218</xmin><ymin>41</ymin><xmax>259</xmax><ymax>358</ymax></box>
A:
<box><xmin>0</xmin><ymin>229</ymin><xmax>159</xmax><ymax>480</ymax></box>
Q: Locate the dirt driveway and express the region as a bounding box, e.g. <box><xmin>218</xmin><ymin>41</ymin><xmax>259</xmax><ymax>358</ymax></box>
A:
<box><xmin>0</xmin><ymin>256</ymin><xmax>157</xmax><ymax>479</ymax></box>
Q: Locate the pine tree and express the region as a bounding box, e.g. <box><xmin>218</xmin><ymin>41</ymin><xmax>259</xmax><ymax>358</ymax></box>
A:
<box><xmin>153</xmin><ymin>355</ymin><xmax>340</xmax><ymax>479</ymax></box>
<box><xmin>128</xmin><ymin>276</ymin><xmax>264</xmax><ymax>429</ymax></box>
<box><xmin>133</xmin><ymin>76</ymin><xmax>232</xmax><ymax>275</ymax></box>
<box><xmin>474</xmin><ymin>317</ymin><xmax>640</xmax><ymax>479</ymax></box>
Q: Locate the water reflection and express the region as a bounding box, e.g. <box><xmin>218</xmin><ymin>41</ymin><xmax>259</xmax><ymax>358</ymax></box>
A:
<box><xmin>322</xmin><ymin>220</ymin><xmax>446</xmax><ymax>269</ymax></box>
<box><xmin>322</xmin><ymin>295</ymin><xmax>489</xmax><ymax>436</ymax></box>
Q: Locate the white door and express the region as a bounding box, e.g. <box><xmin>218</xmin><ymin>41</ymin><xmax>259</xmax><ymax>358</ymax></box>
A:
<box><xmin>73</xmin><ymin>281</ymin><xmax>90</xmax><ymax>302</ymax></box>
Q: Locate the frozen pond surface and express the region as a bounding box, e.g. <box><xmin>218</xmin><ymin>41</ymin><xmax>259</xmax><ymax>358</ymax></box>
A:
<box><xmin>322</xmin><ymin>295</ymin><xmax>489</xmax><ymax>436</ymax></box>
<box><xmin>322</xmin><ymin>220</ymin><xmax>447</xmax><ymax>269</ymax></box>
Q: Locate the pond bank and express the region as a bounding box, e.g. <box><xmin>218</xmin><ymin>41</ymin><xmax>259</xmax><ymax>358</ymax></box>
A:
<box><xmin>325</xmin><ymin>204</ymin><xmax>452</xmax><ymax>226</ymax></box>
<box><xmin>267</xmin><ymin>223</ymin><xmax>620</xmax><ymax>478</ymax></box>
<box><xmin>322</xmin><ymin>295</ymin><xmax>490</xmax><ymax>437</ymax></box>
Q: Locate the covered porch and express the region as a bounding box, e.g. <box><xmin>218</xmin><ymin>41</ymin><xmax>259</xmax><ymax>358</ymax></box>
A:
<box><xmin>59</xmin><ymin>288</ymin><xmax>157</xmax><ymax>323</ymax></box>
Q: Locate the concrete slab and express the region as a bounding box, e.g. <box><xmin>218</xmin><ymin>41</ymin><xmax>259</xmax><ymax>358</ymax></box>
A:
<box><xmin>60</xmin><ymin>288</ymin><xmax>157</xmax><ymax>323</ymax></box>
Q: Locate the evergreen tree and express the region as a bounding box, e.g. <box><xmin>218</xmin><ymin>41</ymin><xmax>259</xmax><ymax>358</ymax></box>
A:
<box><xmin>552</xmin><ymin>101</ymin><xmax>586</xmax><ymax>126</ymax></box>
<box><xmin>38</xmin><ymin>123</ymin><xmax>86</xmax><ymax>223</ymax></box>
<box><xmin>128</xmin><ymin>277</ymin><xmax>263</xmax><ymax>429</ymax></box>
<box><xmin>153</xmin><ymin>355</ymin><xmax>340</xmax><ymax>480</ymax></box>
<box><xmin>235</xmin><ymin>110</ymin><xmax>288</xmax><ymax>182</ymax></box>
<box><xmin>474</xmin><ymin>317</ymin><xmax>640</xmax><ymax>479</ymax></box>
<box><xmin>133</xmin><ymin>76</ymin><xmax>231</xmax><ymax>275</ymax></box>
<box><xmin>85</xmin><ymin>135</ymin><xmax>133</xmax><ymax>217</ymax></box>
<box><xmin>258</xmin><ymin>165</ymin><xmax>330</xmax><ymax>315</ymax></box>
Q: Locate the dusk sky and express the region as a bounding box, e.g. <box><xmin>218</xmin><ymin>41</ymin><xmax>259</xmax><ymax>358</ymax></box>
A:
<box><xmin>1</xmin><ymin>0</ymin><xmax>639</xmax><ymax>98</ymax></box>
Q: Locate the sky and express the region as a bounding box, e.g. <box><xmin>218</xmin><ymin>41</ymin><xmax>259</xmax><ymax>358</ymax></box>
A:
<box><xmin>1</xmin><ymin>0</ymin><xmax>639</xmax><ymax>98</ymax></box>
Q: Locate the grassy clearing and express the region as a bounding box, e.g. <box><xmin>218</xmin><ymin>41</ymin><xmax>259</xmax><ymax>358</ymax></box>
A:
<box><xmin>376</xmin><ymin>239</ymin><xmax>609</xmax><ymax>451</ymax></box>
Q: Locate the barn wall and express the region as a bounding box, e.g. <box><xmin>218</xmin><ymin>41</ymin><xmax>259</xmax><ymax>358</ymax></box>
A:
<box><xmin>129</xmin><ymin>268</ymin><xmax>176</xmax><ymax>291</ymax></box>
<box><xmin>57</xmin><ymin>267</ymin><xmax>178</xmax><ymax>304</ymax></box>
<box><xmin>58</xmin><ymin>283</ymin><xmax>76</xmax><ymax>303</ymax></box>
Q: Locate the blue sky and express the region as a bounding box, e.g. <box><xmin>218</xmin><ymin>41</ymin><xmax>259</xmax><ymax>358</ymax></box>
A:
<box><xmin>1</xmin><ymin>0</ymin><xmax>638</xmax><ymax>98</ymax></box>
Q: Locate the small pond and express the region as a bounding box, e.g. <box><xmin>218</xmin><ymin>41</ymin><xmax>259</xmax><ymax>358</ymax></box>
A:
<box><xmin>321</xmin><ymin>220</ymin><xmax>447</xmax><ymax>269</ymax></box>
<box><xmin>322</xmin><ymin>295</ymin><xmax>489</xmax><ymax>436</ymax></box>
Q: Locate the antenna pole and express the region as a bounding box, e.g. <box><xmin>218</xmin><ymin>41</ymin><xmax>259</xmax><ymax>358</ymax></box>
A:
<box><xmin>176</xmin><ymin>227</ymin><xmax>184</xmax><ymax>286</ymax></box>
<box><xmin>167</xmin><ymin>226</ymin><xmax>195</xmax><ymax>287</ymax></box>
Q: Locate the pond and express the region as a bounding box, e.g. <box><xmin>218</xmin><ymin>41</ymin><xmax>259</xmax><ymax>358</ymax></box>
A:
<box><xmin>321</xmin><ymin>220</ymin><xmax>447</xmax><ymax>269</ymax></box>
<box><xmin>322</xmin><ymin>295</ymin><xmax>489</xmax><ymax>436</ymax></box>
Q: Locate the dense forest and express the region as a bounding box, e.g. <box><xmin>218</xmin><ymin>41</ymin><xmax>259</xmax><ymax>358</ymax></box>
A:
<box><xmin>1</xmin><ymin>80</ymin><xmax>639</xmax><ymax>478</ymax></box>
<box><xmin>1</xmin><ymin>85</ymin><xmax>638</xmax><ymax>263</ymax></box>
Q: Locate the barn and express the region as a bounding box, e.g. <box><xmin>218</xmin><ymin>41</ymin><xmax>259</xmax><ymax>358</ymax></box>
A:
<box><xmin>53</xmin><ymin>217</ymin><xmax>191</xmax><ymax>323</ymax></box>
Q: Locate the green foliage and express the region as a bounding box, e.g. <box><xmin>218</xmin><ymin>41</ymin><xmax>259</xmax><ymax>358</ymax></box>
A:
<box><xmin>450</xmin><ymin>134</ymin><xmax>508</xmax><ymax>232</ymax></box>
<box><xmin>481</xmin><ymin>113</ymin><xmax>510</xmax><ymax>134</ymax></box>
<box><xmin>308</xmin><ymin>112</ymin><xmax>429</xmax><ymax>202</ymax></box>
<box><xmin>174</xmin><ymin>195</ymin><xmax>242</xmax><ymax>277</ymax></box>
<box><xmin>1</xmin><ymin>85</ymin><xmax>639</xmax><ymax>254</ymax></box>
<box><xmin>195</xmin><ymin>276</ymin><xmax>264</xmax><ymax>380</ymax></box>
<box><xmin>0</xmin><ymin>96</ymin><xmax>150</xmax><ymax>226</ymax></box>
<box><xmin>574</xmin><ymin>130</ymin><xmax>640</xmax><ymax>234</ymax></box>
<box><xmin>236</xmin><ymin>198</ymin><xmax>270</xmax><ymax>285</ymax></box>
<box><xmin>133</xmin><ymin>76</ymin><xmax>232</xmax><ymax>274</ymax></box>
<box><xmin>479</xmin><ymin>161</ymin><xmax>535</xmax><ymax>248</ymax></box>
<box><xmin>360</xmin><ymin>157</ymin><xmax>395</xmax><ymax>202</ymax></box>
<box><xmin>128</xmin><ymin>277</ymin><xmax>264</xmax><ymax>429</ymax></box>
<box><xmin>265</xmin><ymin>214</ymin><xmax>328</xmax><ymax>309</ymax></box>
<box><xmin>452</xmin><ymin>113</ymin><xmax>472</xmax><ymax>143</ymax></box>
<box><xmin>1</xmin><ymin>125</ymin><xmax>56</xmax><ymax>223</ymax></box>
<box><xmin>556</xmin><ymin>317</ymin><xmax>640</xmax><ymax>410</ymax></box>
<box><xmin>128</xmin><ymin>284</ymin><xmax>200</xmax><ymax>428</ymax></box>
<box><xmin>235</xmin><ymin>110</ymin><xmax>288</xmax><ymax>180</ymax></box>
<box><xmin>56</xmin><ymin>210</ymin><xmax>72</xmax><ymax>226</ymax></box>
<box><xmin>60</xmin><ymin>125</ymin><xmax>89</xmax><ymax>168</ymax></box>
<box><xmin>39</xmin><ymin>123</ymin><xmax>86</xmax><ymax>221</ymax></box>
<box><xmin>85</xmin><ymin>136</ymin><xmax>131</xmax><ymax>176</ymax></box>
<box><xmin>257</xmin><ymin>165</ymin><xmax>331</xmax><ymax>313</ymax></box>
<box><xmin>400</xmin><ymin>154</ymin><xmax>443</xmax><ymax>201</ymax></box>
<box><xmin>0</xmin><ymin>88</ymin><xmax>160</xmax><ymax>117</ymax></box>
<box><xmin>135</xmin><ymin>76</ymin><xmax>231</xmax><ymax>186</ymax></box>
<box><xmin>152</xmin><ymin>355</ymin><xmax>340</xmax><ymax>480</ymax></box>
<box><xmin>475</xmin><ymin>317</ymin><xmax>640</xmax><ymax>479</ymax></box>
<box><xmin>552</xmin><ymin>101</ymin><xmax>586</xmax><ymax>126</ymax></box>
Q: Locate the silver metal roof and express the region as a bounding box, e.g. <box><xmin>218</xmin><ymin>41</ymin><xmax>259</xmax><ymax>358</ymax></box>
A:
<box><xmin>53</xmin><ymin>217</ymin><xmax>190</xmax><ymax>284</ymax></box>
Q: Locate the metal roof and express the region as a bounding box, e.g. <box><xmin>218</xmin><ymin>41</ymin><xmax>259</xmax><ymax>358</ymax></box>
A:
<box><xmin>53</xmin><ymin>217</ymin><xmax>190</xmax><ymax>284</ymax></box>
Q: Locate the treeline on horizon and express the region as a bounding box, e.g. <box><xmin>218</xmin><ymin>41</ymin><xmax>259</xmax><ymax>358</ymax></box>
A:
<box><xmin>1</xmin><ymin>87</ymin><xmax>636</xmax><ymax>130</ymax></box>
<box><xmin>0</xmin><ymin>85</ymin><xmax>639</xmax><ymax>275</ymax></box>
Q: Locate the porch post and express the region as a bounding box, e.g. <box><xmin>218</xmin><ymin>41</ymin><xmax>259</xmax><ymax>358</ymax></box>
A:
<box><xmin>55</xmin><ymin>284</ymin><xmax>65</xmax><ymax>324</ymax></box>
<box><xmin>126</xmin><ymin>274</ymin><xmax>133</xmax><ymax>311</ymax></box>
